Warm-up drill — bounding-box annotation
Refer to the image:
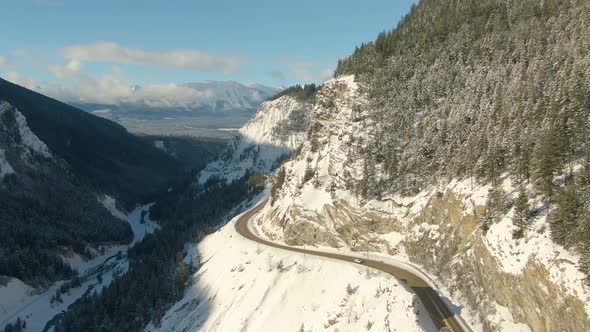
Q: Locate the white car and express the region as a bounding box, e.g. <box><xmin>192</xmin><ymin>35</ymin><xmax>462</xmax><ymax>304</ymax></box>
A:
<box><xmin>353</xmin><ymin>258</ymin><xmax>364</xmax><ymax>264</ymax></box>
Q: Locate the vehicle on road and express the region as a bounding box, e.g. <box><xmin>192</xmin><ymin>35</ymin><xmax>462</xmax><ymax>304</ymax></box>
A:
<box><xmin>353</xmin><ymin>258</ymin><xmax>364</xmax><ymax>264</ymax></box>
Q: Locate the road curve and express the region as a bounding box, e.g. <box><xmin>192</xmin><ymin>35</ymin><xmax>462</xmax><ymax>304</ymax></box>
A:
<box><xmin>235</xmin><ymin>199</ymin><xmax>469</xmax><ymax>332</ymax></box>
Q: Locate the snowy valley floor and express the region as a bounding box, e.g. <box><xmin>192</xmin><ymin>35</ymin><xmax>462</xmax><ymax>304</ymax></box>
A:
<box><xmin>147</xmin><ymin>201</ymin><xmax>438</xmax><ymax>332</ymax></box>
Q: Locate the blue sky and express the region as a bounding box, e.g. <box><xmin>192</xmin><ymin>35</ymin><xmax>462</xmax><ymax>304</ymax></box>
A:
<box><xmin>0</xmin><ymin>0</ymin><xmax>416</xmax><ymax>103</ymax></box>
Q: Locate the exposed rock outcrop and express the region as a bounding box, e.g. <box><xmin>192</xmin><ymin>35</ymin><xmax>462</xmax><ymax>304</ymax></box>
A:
<box><xmin>251</xmin><ymin>76</ymin><xmax>590</xmax><ymax>331</ymax></box>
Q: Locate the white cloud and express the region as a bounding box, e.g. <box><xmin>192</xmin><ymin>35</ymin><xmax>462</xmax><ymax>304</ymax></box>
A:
<box><xmin>62</xmin><ymin>42</ymin><xmax>246</xmax><ymax>74</ymax></box>
<box><xmin>24</xmin><ymin>42</ymin><xmax>249</xmax><ymax>107</ymax></box>
<box><xmin>2</xmin><ymin>65</ymin><xmax>212</xmax><ymax>108</ymax></box>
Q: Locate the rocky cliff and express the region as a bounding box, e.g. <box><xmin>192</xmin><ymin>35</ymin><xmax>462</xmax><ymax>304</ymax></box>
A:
<box><xmin>250</xmin><ymin>76</ymin><xmax>590</xmax><ymax>331</ymax></box>
<box><xmin>197</xmin><ymin>95</ymin><xmax>312</xmax><ymax>184</ymax></box>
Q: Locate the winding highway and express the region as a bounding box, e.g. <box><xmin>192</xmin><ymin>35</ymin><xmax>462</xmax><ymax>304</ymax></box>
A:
<box><xmin>235</xmin><ymin>199</ymin><xmax>469</xmax><ymax>332</ymax></box>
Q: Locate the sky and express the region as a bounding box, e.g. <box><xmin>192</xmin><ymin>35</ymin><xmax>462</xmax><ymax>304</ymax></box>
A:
<box><xmin>0</xmin><ymin>0</ymin><xmax>417</xmax><ymax>105</ymax></box>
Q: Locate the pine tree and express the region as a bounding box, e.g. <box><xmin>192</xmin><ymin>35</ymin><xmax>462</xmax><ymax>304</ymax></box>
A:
<box><xmin>532</xmin><ymin>127</ymin><xmax>560</xmax><ymax>196</ymax></box>
<box><xmin>271</xmin><ymin>167</ymin><xmax>286</xmax><ymax>205</ymax></box>
<box><xmin>512</xmin><ymin>190</ymin><xmax>529</xmax><ymax>239</ymax></box>
<box><xmin>549</xmin><ymin>180</ymin><xmax>581</xmax><ymax>246</ymax></box>
<box><xmin>175</xmin><ymin>251</ymin><xmax>189</xmax><ymax>297</ymax></box>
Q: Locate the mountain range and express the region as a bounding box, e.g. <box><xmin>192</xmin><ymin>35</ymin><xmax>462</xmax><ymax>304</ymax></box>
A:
<box><xmin>73</xmin><ymin>81</ymin><xmax>282</xmax><ymax>138</ymax></box>
<box><xmin>2</xmin><ymin>0</ymin><xmax>590</xmax><ymax>331</ymax></box>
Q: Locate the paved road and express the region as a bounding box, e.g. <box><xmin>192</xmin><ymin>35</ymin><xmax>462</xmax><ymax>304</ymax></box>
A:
<box><xmin>235</xmin><ymin>199</ymin><xmax>469</xmax><ymax>332</ymax></box>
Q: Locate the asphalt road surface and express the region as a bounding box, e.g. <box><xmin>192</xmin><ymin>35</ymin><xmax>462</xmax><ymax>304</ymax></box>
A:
<box><xmin>235</xmin><ymin>199</ymin><xmax>469</xmax><ymax>332</ymax></box>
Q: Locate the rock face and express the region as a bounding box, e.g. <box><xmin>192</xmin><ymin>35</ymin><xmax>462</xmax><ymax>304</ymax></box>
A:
<box><xmin>0</xmin><ymin>101</ymin><xmax>52</xmax><ymax>168</ymax></box>
<box><xmin>406</xmin><ymin>191</ymin><xmax>589</xmax><ymax>332</ymax></box>
<box><xmin>250</xmin><ymin>76</ymin><xmax>590</xmax><ymax>331</ymax></box>
<box><xmin>197</xmin><ymin>95</ymin><xmax>312</xmax><ymax>184</ymax></box>
<box><xmin>0</xmin><ymin>101</ymin><xmax>53</xmax><ymax>180</ymax></box>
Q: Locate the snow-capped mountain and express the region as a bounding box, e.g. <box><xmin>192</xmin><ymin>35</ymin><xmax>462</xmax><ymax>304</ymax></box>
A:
<box><xmin>75</xmin><ymin>81</ymin><xmax>280</xmax><ymax>117</ymax></box>
<box><xmin>197</xmin><ymin>94</ymin><xmax>313</xmax><ymax>184</ymax></box>
<box><xmin>74</xmin><ymin>80</ymin><xmax>282</xmax><ymax>137</ymax></box>
<box><xmin>180</xmin><ymin>81</ymin><xmax>281</xmax><ymax>111</ymax></box>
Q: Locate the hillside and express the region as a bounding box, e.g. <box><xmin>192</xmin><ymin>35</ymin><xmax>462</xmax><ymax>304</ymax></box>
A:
<box><xmin>141</xmin><ymin>135</ymin><xmax>228</xmax><ymax>174</ymax></box>
<box><xmin>11</xmin><ymin>0</ymin><xmax>590</xmax><ymax>331</ymax></box>
<box><xmin>0</xmin><ymin>77</ymin><xmax>183</xmax><ymax>207</ymax></box>
<box><xmin>0</xmin><ymin>101</ymin><xmax>131</xmax><ymax>285</ymax></box>
<box><xmin>146</xmin><ymin>196</ymin><xmax>437</xmax><ymax>332</ymax></box>
<box><xmin>164</xmin><ymin>0</ymin><xmax>590</xmax><ymax>330</ymax></box>
<box><xmin>255</xmin><ymin>76</ymin><xmax>590</xmax><ymax>331</ymax></box>
<box><xmin>0</xmin><ymin>78</ymin><xmax>183</xmax><ymax>286</ymax></box>
<box><xmin>197</xmin><ymin>85</ymin><xmax>316</xmax><ymax>184</ymax></box>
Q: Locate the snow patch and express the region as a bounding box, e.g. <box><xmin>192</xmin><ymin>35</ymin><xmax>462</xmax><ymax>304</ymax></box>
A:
<box><xmin>147</xmin><ymin>200</ymin><xmax>437</xmax><ymax>332</ymax></box>
<box><xmin>153</xmin><ymin>140</ymin><xmax>167</xmax><ymax>152</ymax></box>
<box><xmin>0</xmin><ymin>278</ymin><xmax>34</xmax><ymax>320</ymax></box>
<box><xmin>299</xmin><ymin>184</ymin><xmax>332</xmax><ymax>213</ymax></box>
<box><xmin>99</xmin><ymin>195</ymin><xmax>160</xmax><ymax>244</ymax></box>
<box><xmin>0</xmin><ymin>148</ymin><xmax>14</xmax><ymax>178</ymax></box>
<box><xmin>99</xmin><ymin>194</ymin><xmax>127</xmax><ymax>221</ymax></box>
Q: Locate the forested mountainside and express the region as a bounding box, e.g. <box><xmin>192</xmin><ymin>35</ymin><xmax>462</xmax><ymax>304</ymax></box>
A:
<box><xmin>250</xmin><ymin>0</ymin><xmax>590</xmax><ymax>330</ymax></box>
<box><xmin>0</xmin><ymin>79</ymin><xmax>182</xmax><ymax>285</ymax></box>
<box><xmin>17</xmin><ymin>0</ymin><xmax>590</xmax><ymax>331</ymax></box>
<box><xmin>335</xmin><ymin>0</ymin><xmax>589</xmax><ymax>196</ymax></box>
<box><xmin>333</xmin><ymin>0</ymin><xmax>590</xmax><ymax>274</ymax></box>
<box><xmin>55</xmin><ymin>175</ymin><xmax>264</xmax><ymax>332</ymax></box>
<box><xmin>0</xmin><ymin>78</ymin><xmax>183</xmax><ymax>208</ymax></box>
<box><xmin>46</xmin><ymin>86</ymin><xmax>311</xmax><ymax>332</ymax></box>
<box><xmin>0</xmin><ymin>101</ymin><xmax>132</xmax><ymax>285</ymax></box>
<box><xmin>141</xmin><ymin>135</ymin><xmax>228</xmax><ymax>174</ymax></box>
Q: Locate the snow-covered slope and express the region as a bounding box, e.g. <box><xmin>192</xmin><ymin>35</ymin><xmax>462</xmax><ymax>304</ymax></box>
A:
<box><xmin>249</xmin><ymin>76</ymin><xmax>590</xmax><ymax>331</ymax></box>
<box><xmin>146</xmin><ymin>196</ymin><xmax>437</xmax><ymax>332</ymax></box>
<box><xmin>198</xmin><ymin>95</ymin><xmax>312</xmax><ymax>184</ymax></box>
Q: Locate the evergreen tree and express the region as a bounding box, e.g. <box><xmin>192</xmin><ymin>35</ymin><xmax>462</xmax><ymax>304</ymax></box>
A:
<box><xmin>271</xmin><ymin>167</ymin><xmax>286</xmax><ymax>205</ymax></box>
<box><xmin>512</xmin><ymin>190</ymin><xmax>529</xmax><ymax>239</ymax></box>
<box><xmin>175</xmin><ymin>251</ymin><xmax>189</xmax><ymax>297</ymax></box>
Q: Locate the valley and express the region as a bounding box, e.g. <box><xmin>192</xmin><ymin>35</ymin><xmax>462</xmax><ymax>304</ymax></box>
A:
<box><xmin>2</xmin><ymin>0</ymin><xmax>590</xmax><ymax>331</ymax></box>
<box><xmin>1</xmin><ymin>203</ymin><xmax>158</xmax><ymax>332</ymax></box>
